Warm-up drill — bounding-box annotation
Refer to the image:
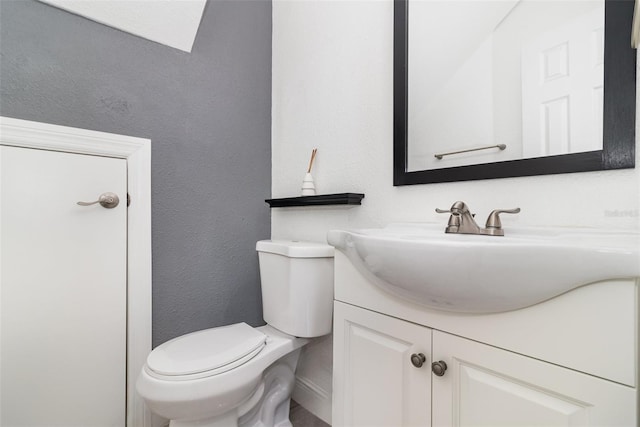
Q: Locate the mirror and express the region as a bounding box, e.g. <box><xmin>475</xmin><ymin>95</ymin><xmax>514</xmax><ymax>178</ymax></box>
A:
<box><xmin>394</xmin><ymin>0</ymin><xmax>636</xmax><ymax>185</ymax></box>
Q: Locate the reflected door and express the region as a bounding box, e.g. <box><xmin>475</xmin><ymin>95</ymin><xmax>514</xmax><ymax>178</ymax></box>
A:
<box><xmin>522</xmin><ymin>7</ymin><xmax>604</xmax><ymax>157</ymax></box>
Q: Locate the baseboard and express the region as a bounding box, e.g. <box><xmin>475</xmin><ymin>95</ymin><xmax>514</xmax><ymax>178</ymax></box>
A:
<box><xmin>292</xmin><ymin>376</ymin><xmax>332</xmax><ymax>425</ymax></box>
<box><xmin>150</xmin><ymin>412</ymin><xmax>169</xmax><ymax>427</ymax></box>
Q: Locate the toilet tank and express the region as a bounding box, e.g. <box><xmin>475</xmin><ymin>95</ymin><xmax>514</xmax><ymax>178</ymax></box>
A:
<box><xmin>256</xmin><ymin>240</ymin><xmax>334</xmax><ymax>338</ymax></box>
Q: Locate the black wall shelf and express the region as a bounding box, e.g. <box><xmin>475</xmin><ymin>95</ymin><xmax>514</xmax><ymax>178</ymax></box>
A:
<box><xmin>266</xmin><ymin>193</ymin><xmax>365</xmax><ymax>208</ymax></box>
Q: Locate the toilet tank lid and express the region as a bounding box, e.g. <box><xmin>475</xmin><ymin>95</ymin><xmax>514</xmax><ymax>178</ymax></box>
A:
<box><xmin>256</xmin><ymin>240</ymin><xmax>334</xmax><ymax>258</ymax></box>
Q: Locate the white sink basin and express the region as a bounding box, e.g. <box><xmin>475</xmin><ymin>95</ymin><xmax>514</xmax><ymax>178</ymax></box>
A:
<box><xmin>327</xmin><ymin>223</ymin><xmax>640</xmax><ymax>313</ymax></box>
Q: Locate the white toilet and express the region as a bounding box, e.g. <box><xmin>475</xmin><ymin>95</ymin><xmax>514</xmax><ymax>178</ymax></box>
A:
<box><xmin>136</xmin><ymin>240</ymin><xmax>334</xmax><ymax>427</ymax></box>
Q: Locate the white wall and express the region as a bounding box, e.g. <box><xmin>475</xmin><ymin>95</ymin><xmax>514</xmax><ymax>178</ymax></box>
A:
<box><xmin>409</xmin><ymin>35</ymin><xmax>497</xmax><ymax>171</ymax></box>
<box><xmin>39</xmin><ymin>0</ymin><xmax>206</xmax><ymax>52</ymax></box>
<box><xmin>408</xmin><ymin>0</ymin><xmax>517</xmax><ymax>170</ymax></box>
<box><xmin>272</xmin><ymin>0</ymin><xmax>639</xmax><ymax>243</ymax></box>
<box><xmin>272</xmin><ymin>0</ymin><xmax>639</xmax><ymax>420</ymax></box>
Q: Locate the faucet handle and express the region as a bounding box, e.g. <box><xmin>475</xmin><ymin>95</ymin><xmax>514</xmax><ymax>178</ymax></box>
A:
<box><xmin>436</xmin><ymin>206</ymin><xmax>475</xmax><ymax>218</ymax></box>
<box><xmin>436</xmin><ymin>201</ymin><xmax>471</xmax><ymax>215</ymax></box>
<box><xmin>435</xmin><ymin>207</ymin><xmax>461</xmax><ymax>232</ymax></box>
<box><xmin>485</xmin><ymin>208</ymin><xmax>521</xmax><ymax>229</ymax></box>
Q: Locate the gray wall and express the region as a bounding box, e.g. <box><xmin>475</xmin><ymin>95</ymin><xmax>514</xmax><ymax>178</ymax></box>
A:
<box><xmin>0</xmin><ymin>0</ymin><xmax>272</xmax><ymax>347</ymax></box>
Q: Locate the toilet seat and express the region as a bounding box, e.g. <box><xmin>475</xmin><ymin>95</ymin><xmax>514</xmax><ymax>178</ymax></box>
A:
<box><xmin>145</xmin><ymin>323</ymin><xmax>267</xmax><ymax>381</ymax></box>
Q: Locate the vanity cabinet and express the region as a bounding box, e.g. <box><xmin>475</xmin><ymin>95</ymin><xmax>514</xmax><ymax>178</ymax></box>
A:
<box><xmin>332</xmin><ymin>302</ymin><xmax>432</xmax><ymax>426</ymax></box>
<box><xmin>333</xmin><ymin>300</ymin><xmax>636</xmax><ymax>426</ymax></box>
<box><xmin>430</xmin><ymin>328</ymin><xmax>634</xmax><ymax>426</ymax></box>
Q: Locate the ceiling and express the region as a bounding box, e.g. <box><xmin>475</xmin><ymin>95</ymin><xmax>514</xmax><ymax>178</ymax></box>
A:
<box><xmin>39</xmin><ymin>0</ymin><xmax>207</xmax><ymax>52</ymax></box>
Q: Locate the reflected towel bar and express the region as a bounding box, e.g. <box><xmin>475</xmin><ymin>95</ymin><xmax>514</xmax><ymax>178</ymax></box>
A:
<box><xmin>435</xmin><ymin>144</ymin><xmax>507</xmax><ymax>159</ymax></box>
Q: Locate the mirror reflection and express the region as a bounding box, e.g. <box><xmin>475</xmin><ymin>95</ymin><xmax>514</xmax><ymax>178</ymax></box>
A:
<box><xmin>407</xmin><ymin>0</ymin><xmax>605</xmax><ymax>171</ymax></box>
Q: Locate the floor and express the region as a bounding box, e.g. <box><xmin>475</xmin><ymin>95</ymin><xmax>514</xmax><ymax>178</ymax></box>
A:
<box><xmin>290</xmin><ymin>400</ymin><xmax>330</xmax><ymax>427</ymax></box>
<box><xmin>152</xmin><ymin>399</ymin><xmax>327</xmax><ymax>427</ymax></box>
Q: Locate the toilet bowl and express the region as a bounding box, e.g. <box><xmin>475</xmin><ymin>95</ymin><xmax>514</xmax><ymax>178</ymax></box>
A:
<box><xmin>136</xmin><ymin>240</ymin><xmax>334</xmax><ymax>427</ymax></box>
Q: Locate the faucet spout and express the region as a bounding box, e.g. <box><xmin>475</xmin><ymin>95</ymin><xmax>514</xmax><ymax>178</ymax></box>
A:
<box><xmin>435</xmin><ymin>201</ymin><xmax>482</xmax><ymax>234</ymax></box>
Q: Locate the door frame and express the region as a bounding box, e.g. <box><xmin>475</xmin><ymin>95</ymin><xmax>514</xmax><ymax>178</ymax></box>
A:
<box><xmin>0</xmin><ymin>116</ymin><xmax>152</xmax><ymax>427</ymax></box>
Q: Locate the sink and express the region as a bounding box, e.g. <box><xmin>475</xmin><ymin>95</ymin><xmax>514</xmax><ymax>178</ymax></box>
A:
<box><xmin>327</xmin><ymin>223</ymin><xmax>640</xmax><ymax>313</ymax></box>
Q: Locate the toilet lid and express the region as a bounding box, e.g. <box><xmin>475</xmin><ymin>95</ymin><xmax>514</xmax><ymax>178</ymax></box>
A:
<box><xmin>146</xmin><ymin>323</ymin><xmax>267</xmax><ymax>377</ymax></box>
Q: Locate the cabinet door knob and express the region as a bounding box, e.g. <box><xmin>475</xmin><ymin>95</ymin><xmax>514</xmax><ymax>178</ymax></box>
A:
<box><xmin>410</xmin><ymin>353</ymin><xmax>426</xmax><ymax>368</ymax></box>
<box><xmin>431</xmin><ymin>360</ymin><xmax>448</xmax><ymax>376</ymax></box>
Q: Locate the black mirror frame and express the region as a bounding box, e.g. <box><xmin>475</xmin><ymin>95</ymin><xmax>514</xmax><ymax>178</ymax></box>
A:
<box><xmin>394</xmin><ymin>0</ymin><xmax>636</xmax><ymax>185</ymax></box>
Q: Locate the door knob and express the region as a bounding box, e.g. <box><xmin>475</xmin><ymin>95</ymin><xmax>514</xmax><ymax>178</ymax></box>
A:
<box><xmin>432</xmin><ymin>360</ymin><xmax>448</xmax><ymax>376</ymax></box>
<box><xmin>410</xmin><ymin>353</ymin><xmax>426</xmax><ymax>368</ymax></box>
<box><xmin>77</xmin><ymin>192</ymin><xmax>120</xmax><ymax>209</ymax></box>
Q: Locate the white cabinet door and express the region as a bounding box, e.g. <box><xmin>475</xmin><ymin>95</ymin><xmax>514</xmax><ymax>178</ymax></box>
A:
<box><xmin>1</xmin><ymin>146</ymin><xmax>127</xmax><ymax>426</ymax></box>
<box><xmin>432</xmin><ymin>330</ymin><xmax>636</xmax><ymax>427</ymax></box>
<box><xmin>333</xmin><ymin>301</ymin><xmax>431</xmax><ymax>427</ymax></box>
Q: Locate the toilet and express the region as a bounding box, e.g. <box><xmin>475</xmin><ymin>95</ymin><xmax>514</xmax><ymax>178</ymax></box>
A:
<box><xmin>136</xmin><ymin>240</ymin><xmax>334</xmax><ymax>427</ymax></box>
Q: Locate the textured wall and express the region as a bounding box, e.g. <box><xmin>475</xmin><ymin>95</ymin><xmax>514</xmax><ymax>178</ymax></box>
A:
<box><xmin>272</xmin><ymin>0</ymin><xmax>639</xmax><ymax>242</ymax></box>
<box><xmin>1</xmin><ymin>0</ymin><xmax>272</xmax><ymax>347</ymax></box>
<box><xmin>271</xmin><ymin>0</ymin><xmax>639</xmax><ymax>420</ymax></box>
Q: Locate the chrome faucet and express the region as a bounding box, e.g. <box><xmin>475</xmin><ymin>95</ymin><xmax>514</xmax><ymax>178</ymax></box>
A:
<box><xmin>436</xmin><ymin>201</ymin><xmax>520</xmax><ymax>236</ymax></box>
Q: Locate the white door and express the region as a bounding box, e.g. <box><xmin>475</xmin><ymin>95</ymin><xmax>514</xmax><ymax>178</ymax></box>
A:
<box><xmin>1</xmin><ymin>146</ymin><xmax>127</xmax><ymax>426</ymax></box>
<box><xmin>432</xmin><ymin>330</ymin><xmax>636</xmax><ymax>426</ymax></box>
<box><xmin>521</xmin><ymin>7</ymin><xmax>604</xmax><ymax>157</ymax></box>
<box><xmin>333</xmin><ymin>302</ymin><xmax>431</xmax><ymax>427</ymax></box>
